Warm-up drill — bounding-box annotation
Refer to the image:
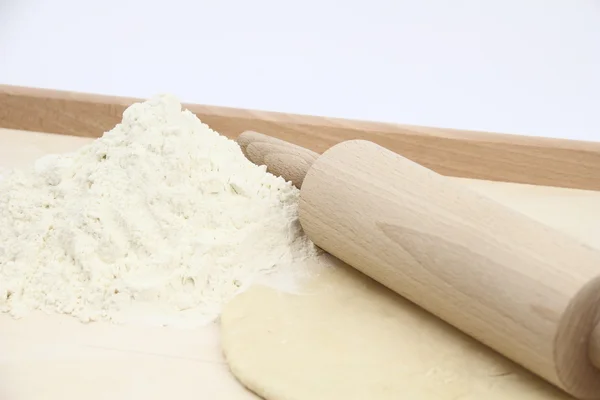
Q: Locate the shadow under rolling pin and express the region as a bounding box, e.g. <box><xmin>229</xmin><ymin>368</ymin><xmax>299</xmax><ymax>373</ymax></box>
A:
<box><xmin>237</xmin><ymin>131</ymin><xmax>600</xmax><ymax>400</ymax></box>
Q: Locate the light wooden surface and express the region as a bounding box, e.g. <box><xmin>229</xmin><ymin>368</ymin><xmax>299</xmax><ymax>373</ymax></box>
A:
<box><xmin>0</xmin><ymin>313</ymin><xmax>256</xmax><ymax>400</ymax></box>
<box><xmin>1</xmin><ymin>85</ymin><xmax>600</xmax><ymax>191</ymax></box>
<box><xmin>1</xmin><ymin>128</ymin><xmax>600</xmax><ymax>400</ymax></box>
<box><xmin>239</xmin><ymin>132</ymin><xmax>600</xmax><ymax>398</ymax></box>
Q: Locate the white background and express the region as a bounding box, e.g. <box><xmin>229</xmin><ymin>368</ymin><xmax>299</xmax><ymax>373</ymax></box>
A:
<box><xmin>0</xmin><ymin>0</ymin><xmax>599</xmax><ymax>142</ymax></box>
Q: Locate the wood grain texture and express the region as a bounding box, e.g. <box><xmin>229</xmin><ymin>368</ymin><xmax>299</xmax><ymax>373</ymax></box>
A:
<box><xmin>1</xmin><ymin>84</ymin><xmax>599</xmax><ymax>191</ymax></box>
<box><xmin>592</xmin><ymin>324</ymin><xmax>600</xmax><ymax>371</ymax></box>
<box><xmin>298</xmin><ymin>140</ymin><xmax>600</xmax><ymax>399</ymax></box>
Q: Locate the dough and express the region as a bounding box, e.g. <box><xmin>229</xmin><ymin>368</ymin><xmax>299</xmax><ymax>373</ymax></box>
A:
<box><xmin>221</xmin><ymin>181</ymin><xmax>599</xmax><ymax>400</ymax></box>
<box><xmin>222</xmin><ymin>255</ymin><xmax>570</xmax><ymax>400</ymax></box>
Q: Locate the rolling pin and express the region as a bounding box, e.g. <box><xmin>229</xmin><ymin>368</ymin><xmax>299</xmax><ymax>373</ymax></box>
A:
<box><xmin>237</xmin><ymin>131</ymin><xmax>600</xmax><ymax>400</ymax></box>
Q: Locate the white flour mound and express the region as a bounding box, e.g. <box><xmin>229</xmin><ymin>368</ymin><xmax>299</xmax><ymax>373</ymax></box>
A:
<box><xmin>0</xmin><ymin>95</ymin><xmax>317</xmax><ymax>328</ymax></box>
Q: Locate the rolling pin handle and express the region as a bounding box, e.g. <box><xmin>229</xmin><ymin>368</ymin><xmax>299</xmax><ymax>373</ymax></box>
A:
<box><xmin>238</xmin><ymin>131</ymin><xmax>319</xmax><ymax>188</ymax></box>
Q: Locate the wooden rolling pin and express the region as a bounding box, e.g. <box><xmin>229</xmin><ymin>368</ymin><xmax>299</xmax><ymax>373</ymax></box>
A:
<box><xmin>237</xmin><ymin>131</ymin><xmax>600</xmax><ymax>400</ymax></box>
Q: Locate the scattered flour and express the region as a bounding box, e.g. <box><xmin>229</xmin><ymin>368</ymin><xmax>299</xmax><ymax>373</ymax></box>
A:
<box><xmin>0</xmin><ymin>95</ymin><xmax>317</xmax><ymax>328</ymax></box>
<box><xmin>0</xmin><ymin>166</ymin><xmax>9</xmax><ymax>181</ymax></box>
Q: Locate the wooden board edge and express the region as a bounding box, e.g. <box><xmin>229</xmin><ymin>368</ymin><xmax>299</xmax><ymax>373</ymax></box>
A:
<box><xmin>1</xmin><ymin>84</ymin><xmax>599</xmax><ymax>190</ymax></box>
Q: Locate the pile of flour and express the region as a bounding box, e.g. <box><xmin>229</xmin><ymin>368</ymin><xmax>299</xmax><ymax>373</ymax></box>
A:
<box><xmin>0</xmin><ymin>95</ymin><xmax>317</xmax><ymax>328</ymax></box>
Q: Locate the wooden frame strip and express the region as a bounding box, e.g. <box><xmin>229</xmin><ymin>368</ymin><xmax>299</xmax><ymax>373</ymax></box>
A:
<box><xmin>1</xmin><ymin>84</ymin><xmax>599</xmax><ymax>190</ymax></box>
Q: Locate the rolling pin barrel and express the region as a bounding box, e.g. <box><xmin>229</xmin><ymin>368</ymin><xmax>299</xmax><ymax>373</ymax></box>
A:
<box><xmin>237</xmin><ymin>131</ymin><xmax>600</xmax><ymax>400</ymax></box>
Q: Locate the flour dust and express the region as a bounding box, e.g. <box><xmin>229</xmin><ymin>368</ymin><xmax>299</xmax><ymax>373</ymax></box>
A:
<box><xmin>0</xmin><ymin>95</ymin><xmax>317</xmax><ymax>328</ymax></box>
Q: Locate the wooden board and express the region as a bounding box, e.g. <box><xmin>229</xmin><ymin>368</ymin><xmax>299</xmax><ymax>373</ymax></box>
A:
<box><xmin>1</xmin><ymin>128</ymin><xmax>599</xmax><ymax>399</ymax></box>
<box><xmin>1</xmin><ymin>85</ymin><xmax>599</xmax><ymax>191</ymax></box>
<box><xmin>0</xmin><ymin>313</ymin><xmax>256</xmax><ymax>400</ymax></box>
